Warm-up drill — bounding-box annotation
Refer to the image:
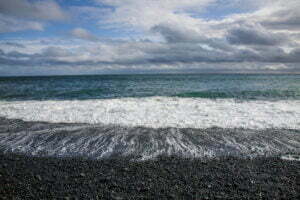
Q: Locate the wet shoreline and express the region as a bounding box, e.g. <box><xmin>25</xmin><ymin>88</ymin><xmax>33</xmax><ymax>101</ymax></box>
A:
<box><xmin>1</xmin><ymin>117</ymin><xmax>299</xmax><ymax>160</ymax></box>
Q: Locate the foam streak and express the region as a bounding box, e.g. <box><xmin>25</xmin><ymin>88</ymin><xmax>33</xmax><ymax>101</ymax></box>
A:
<box><xmin>0</xmin><ymin>118</ymin><xmax>299</xmax><ymax>160</ymax></box>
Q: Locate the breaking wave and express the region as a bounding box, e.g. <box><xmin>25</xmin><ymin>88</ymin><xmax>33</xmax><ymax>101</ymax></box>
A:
<box><xmin>0</xmin><ymin>97</ymin><xmax>299</xmax><ymax>129</ymax></box>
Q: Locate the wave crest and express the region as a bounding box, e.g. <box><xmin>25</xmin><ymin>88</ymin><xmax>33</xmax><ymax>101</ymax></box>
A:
<box><xmin>0</xmin><ymin>97</ymin><xmax>299</xmax><ymax>129</ymax></box>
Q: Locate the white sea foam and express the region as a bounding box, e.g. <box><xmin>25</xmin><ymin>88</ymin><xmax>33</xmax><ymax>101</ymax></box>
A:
<box><xmin>0</xmin><ymin>97</ymin><xmax>299</xmax><ymax>129</ymax></box>
<box><xmin>281</xmin><ymin>154</ymin><xmax>300</xmax><ymax>161</ymax></box>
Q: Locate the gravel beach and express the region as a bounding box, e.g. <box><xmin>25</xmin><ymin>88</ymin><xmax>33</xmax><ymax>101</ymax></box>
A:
<box><xmin>0</xmin><ymin>153</ymin><xmax>299</xmax><ymax>200</ymax></box>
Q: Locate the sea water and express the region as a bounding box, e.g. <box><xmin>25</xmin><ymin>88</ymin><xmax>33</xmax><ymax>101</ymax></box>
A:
<box><xmin>0</xmin><ymin>74</ymin><xmax>299</xmax><ymax>160</ymax></box>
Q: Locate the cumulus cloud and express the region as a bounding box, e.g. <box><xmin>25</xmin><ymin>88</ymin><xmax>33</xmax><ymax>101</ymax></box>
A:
<box><xmin>95</xmin><ymin>0</ymin><xmax>214</xmax><ymax>31</ymax></box>
<box><xmin>0</xmin><ymin>0</ymin><xmax>300</xmax><ymax>75</ymax></box>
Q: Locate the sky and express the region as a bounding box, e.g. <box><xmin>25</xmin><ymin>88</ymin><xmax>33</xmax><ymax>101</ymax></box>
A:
<box><xmin>0</xmin><ymin>0</ymin><xmax>299</xmax><ymax>76</ymax></box>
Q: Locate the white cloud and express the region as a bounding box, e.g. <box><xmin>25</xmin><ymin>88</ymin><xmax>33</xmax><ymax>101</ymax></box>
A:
<box><xmin>0</xmin><ymin>14</ymin><xmax>43</xmax><ymax>33</ymax></box>
<box><xmin>70</xmin><ymin>28</ymin><xmax>98</xmax><ymax>41</ymax></box>
<box><xmin>88</xmin><ymin>0</ymin><xmax>300</xmax><ymax>41</ymax></box>
<box><xmin>95</xmin><ymin>0</ymin><xmax>214</xmax><ymax>31</ymax></box>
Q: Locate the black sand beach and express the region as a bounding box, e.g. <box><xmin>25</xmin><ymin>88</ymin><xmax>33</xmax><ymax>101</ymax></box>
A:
<box><xmin>1</xmin><ymin>153</ymin><xmax>299</xmax><ymax>200</ymax></box>
<box><xmin>0</xmin><ymin>117</ymin><xmax>300</xmax><ymax>199</ymax></box>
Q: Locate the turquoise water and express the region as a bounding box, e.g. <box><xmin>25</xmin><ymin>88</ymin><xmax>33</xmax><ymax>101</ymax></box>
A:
<box><xmin>0</xmin><ymin>74</ymin><xmax>299</xmax><ymax>100</ymax></box>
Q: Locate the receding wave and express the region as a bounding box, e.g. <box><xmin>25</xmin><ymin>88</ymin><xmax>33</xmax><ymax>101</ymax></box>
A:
<box><xmin>0</xmin><ymin>97</ymin><xmax>299</xmax><ymax>129</ymax></box>
<box><xmin>0</xmin><ymin>117</ymin><xmax>299</xmax><ymax>160</ymax></box>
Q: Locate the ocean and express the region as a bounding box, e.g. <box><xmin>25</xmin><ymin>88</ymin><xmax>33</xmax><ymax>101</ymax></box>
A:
<box><xmin>0</xmin><ymin>74</ymin><xmax>299</xmax><ymax>160</ymax></box>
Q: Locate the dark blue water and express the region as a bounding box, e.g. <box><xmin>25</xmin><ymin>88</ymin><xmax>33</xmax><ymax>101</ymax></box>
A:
<box><xmin>0</xmin><ymin>74</ymin><xmax>299</xmax><ymax>101</ymax></box>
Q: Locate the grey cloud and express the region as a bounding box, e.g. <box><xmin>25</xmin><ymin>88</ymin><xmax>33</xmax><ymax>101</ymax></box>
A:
<box><xmin>262</xmin><ymin>17</ymin><xmax>300</xmax><ymax>31</ymax></box>
<box><xmin>1</xmin><ymin>40</ymin><xmax>300</xmax><ymax>70</ymax></box>
<box><xmin>1</xmin><ymin>42</ymin><xmax>25</xmax><ymax>48</ymax></box>
<box><xmin>151</xmin><ymin>24</ymin><xmax>203</xmax><ymax>43</ymax></box>
<box><xmin>0</xmin><ymin>50</ymin><xmax>29</xmax><ymax>66</ymax></box>
<box><xmin>288</xmin><ymin>48</ymin><xmax>300</xmax><ymax>62</ymax></box>
<box><xmin>261</xmin><ymin>5</ymin><xmax>300</xmax><ymax>31</ymax></box>
<box><xmin>226</xmin><ymin>26</ymin><xmax>287</xmax><ymax>46</ymax></box>
<box><xmin>0</xmin><ymin>0</ymin><xmax>67</xmax><ymax>33</ymax></box>
<box><xmin>0</xmin><ymin>0</ymin><xmax>68</xmax><ymax>21</ymax></box>
<box><xmin>41</xmin><ymin>47</ymin><xmax>72</xmax><ymax>57</ymax></box>
<box><xmin>151</xmin><ymin>23</ymin><xmax>235</xmax><ymax>52</ymax></box>
<box><xmin>0</xmin><ymin>47</ymin><xmax>70</xmax><ymax>66</ymax></box>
